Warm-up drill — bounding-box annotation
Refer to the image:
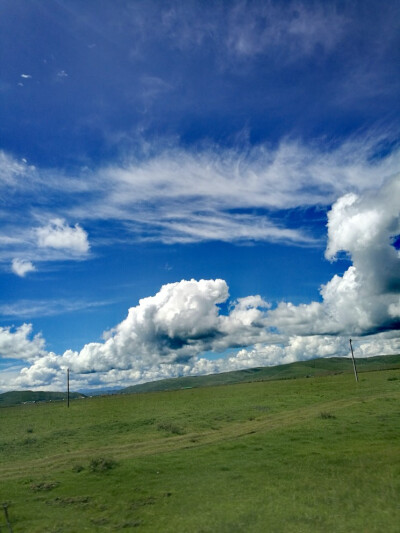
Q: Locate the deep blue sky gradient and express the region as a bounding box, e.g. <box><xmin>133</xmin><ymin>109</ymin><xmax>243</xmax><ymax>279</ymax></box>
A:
<box><xmin>0</xmin><ymin>0</ymin><xmax>399</xmax><ymax>384</ymax></box>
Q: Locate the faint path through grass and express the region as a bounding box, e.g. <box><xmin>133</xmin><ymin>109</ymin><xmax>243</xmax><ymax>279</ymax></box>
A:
<box><xmin>1</xmin><ymin>390</ymin><xmax>397</xmax><ymax>481</ymax></box>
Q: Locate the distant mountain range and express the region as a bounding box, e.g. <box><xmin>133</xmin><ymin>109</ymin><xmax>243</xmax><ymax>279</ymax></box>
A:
<box><xmin>1</xmin><ymin>354</ymin><xmax>399</xmax><ymax>406</ymax></box>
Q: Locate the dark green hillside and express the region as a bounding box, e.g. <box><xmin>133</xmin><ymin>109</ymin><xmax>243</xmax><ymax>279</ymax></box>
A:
<box><xmin>0</xmin><ymin>390</ymin><xmax>86</xmax><ymax>407</ymax></box>
<box><xmin>120</xmin><ymin>353</ymin><xmax>400</xmax><ymax>394</ymax></box>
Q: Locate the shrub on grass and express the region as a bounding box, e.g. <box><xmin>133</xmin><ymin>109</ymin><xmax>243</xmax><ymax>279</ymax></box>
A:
<box><xmin>30</xmin><ymin>481</ymin><xmax>59</xmax><ymax>492</ymax></box>
<box><xmin>89</xmin><ymin>457</ymin><xmax>117</xmax><ymax>473</ymax></box>
<box><xmin>319</xmin><ymin>412</ymin><xmax>336</xmax><ymax>419</ymax></box>
<box><xmin>157</xmin><ymin>422</ymin><xmax>185</xmax><ymax>435</ymax></box>
<box><xmin>120</xmin><ymin>520</ymin><xmax>142</xmax><ymax>528</ymax></box>
<box><xmin>22</xmin><ymin>437</ymin><xmax>37</xmax><ymax>445</ymax></box>
<box><xmin>47</xmin><ymin>496</ymin><xmax>91</xmax><ymax>506</ymax></box>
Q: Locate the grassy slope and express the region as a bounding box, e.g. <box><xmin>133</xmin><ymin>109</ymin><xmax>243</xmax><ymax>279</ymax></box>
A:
<box><xmin>119</xmin><ymin>353</ymin><xmax>400</xmax><ymax>394</ymax></box>
<box><xmin>0</xmin><ymin>391</ymin><xmax>85</xmax><ymax>408</ymax></box>
<box><xmin>0</xmin><ymin>367</ymin><xmax>399</xmax><ymax>532</ymax></box>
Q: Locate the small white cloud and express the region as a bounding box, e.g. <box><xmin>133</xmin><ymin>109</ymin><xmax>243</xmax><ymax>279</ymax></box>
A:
<box><xmin>20</xmin><ymin>74</ymin><xmax>32</xmax><ymax>79</ymax></box>
<box><xmin>37</xmin><ymin>219</ymin><xmax>90</xmax><ymax>254</ymax></box>
<box><xmin>11</xmin><ymin>258</ymin><xmax>36</xmax><ymax>277</ymax></box>
<box><xmin>57</xmin><ymin>70</ymin><xmax>68</xmax><ymax>78</ymax></box>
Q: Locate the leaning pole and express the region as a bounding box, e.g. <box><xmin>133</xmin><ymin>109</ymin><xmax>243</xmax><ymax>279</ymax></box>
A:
<box><xmin>349</xmin><ymin>339</ymin><xmax>359</xmax><ymax>383</ymax></box>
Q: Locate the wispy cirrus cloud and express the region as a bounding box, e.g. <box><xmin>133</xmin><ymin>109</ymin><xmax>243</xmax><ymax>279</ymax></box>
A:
<box><xmin>0</xmin><ymin>297</ymin><xmax>111</xmax><ymax>319</ymax></box>
<box><xmin>0</xmin><ymin>151</ymin><xmax>36</xmax><ymax>190</ymax></box>
<box><xmin>143</xmin><ymin>1</ymin><xmax>347</xmax><ymax>61</ymax></box>
<box><xmin>68</xmin><ymin>134</ymin><xmax>400</xmax><ymax>246</ymax></box>
<box><xmin>102</xmin><ymin>135</ymin><xmax>398</xmax><ymax>208</ymax></box>
<box><xmin>224</xmin><ymin>1</ymin><xmax>347</xmax><ymax>60</ymax></box>
<box><xmin>1</xmin><ymin>134</ymin><xmax>400</xmax><ymax>270</ymax></box>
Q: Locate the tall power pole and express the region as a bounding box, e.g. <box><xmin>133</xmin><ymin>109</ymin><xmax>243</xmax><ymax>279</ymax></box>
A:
<box><xmin>67</xmin><ymin>368</ymin><xmax>70</xmax><ymax>407</ymax></box>
<box><xmin>349</xmin><ymin>339</ymin><xmax>359</xmax><ymax>383</ymax></box>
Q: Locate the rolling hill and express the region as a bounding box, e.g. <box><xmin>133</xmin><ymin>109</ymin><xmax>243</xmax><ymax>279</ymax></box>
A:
<box><xmin>118</xmin><ymin>353</ymin><xmax>400</xmax><ymax>394</ymax></box>
<box><xmin>0</xmin><ymin>390</ymin><xmax>86</xmax><ymax>407</ymax></box>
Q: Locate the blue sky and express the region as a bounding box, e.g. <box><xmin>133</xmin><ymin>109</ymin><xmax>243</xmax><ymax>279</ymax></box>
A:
<box><xmin>0</xmin><ymin>0</ymin><xmax>399</xmax><ymax>392</ymax></box>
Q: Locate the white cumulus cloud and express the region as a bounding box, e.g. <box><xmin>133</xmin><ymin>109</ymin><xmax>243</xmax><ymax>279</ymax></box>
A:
<box><xmin>11</xmin><ymin>278</ymin><xmax>276</xmax><ymax>388</ymax></box>
<box><xmin>61</xmin><ymin>278</ymin><xmax>274</xmax><ymax>374</ymax></box>
<box><xmin>269</xmin><ymin>174</ymin><xmax>400</xmax><ymax>336</ymax></box>
<box><xmin>0</xmin><ymin>324</ymin><xmax>45</xmax><ymax>361</ymax></box>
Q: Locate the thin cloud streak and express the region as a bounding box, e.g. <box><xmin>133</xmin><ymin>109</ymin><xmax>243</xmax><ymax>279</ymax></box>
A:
<box><xmin>1</xmin><ymin>134</ymin><xmax>399</xmax><ymax>268</ymax></box>
<box><xmin>0</xmin><ymin>298</ymin><xmax>112</xmax><ymax>319</ymax></box>
<box><xmin>224</xmin><ymin>1</ymin><xmax>347</xmax><ymax>60</ymax></box>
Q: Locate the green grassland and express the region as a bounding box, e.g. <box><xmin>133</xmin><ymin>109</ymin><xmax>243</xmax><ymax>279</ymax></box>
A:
<box><xmin>0</xmin><ymin>367</ymin><xmax>399</xmax><ymax>532</ymax></box>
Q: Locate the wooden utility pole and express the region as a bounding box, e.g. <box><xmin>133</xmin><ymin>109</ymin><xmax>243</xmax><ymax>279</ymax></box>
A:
<box><xmin>349</xmin><ymin>339</ymin><xmax>359</xmax><ymax>383</ymax></box>
<box><xmin>2</xmin><ymin>503</ymin><xmax>13</xmax><ymax>533</ymax></box>
<box><xmin>67</xmin><ymin>368</ymin><xmax>70</xmax><ymax>408</ymax></box>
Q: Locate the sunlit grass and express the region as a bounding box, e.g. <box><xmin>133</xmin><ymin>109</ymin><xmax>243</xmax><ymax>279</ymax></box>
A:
<box><xmin>0</xmin><ymin>369</ymin><xmax>399</xmax><ymax>532</ymax></box>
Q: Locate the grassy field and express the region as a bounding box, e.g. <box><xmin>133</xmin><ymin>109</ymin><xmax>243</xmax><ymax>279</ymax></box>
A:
<box><xmin>0</xmin><ymin>368</ymin><xmax>399</xmax><ymax>532</ymax></box>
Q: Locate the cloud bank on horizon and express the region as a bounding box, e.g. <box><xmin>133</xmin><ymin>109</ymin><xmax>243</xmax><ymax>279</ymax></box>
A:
<box><xmin>0</xmin><ymin>0</ymin><xmax>399</xmax><ymax>391</ymax></box>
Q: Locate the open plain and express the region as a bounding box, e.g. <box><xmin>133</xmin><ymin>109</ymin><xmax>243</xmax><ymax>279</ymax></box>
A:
<box><xmin>0</xmin><ymin>366</ymin><xmax>399</xmax><ymax>532</ymax></box>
